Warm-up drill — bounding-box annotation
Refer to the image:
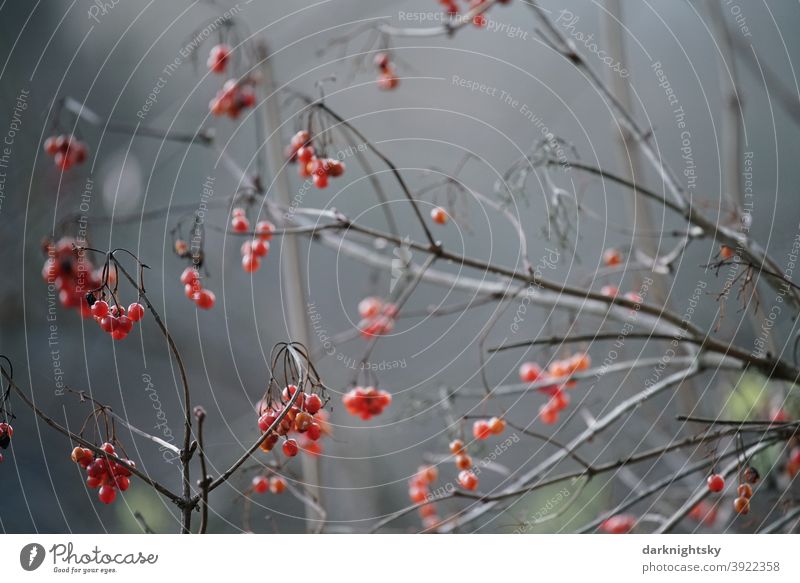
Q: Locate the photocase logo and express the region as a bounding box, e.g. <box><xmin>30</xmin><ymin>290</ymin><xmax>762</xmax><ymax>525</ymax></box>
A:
<box><xmin>390</xmin><ymin>236</ymin><xmax>413</xmax><ymax>293</ymax></box>
<box><xmin>19</xmin><ymin>543</ymin><xmax>46</xmax><ymax>571</ymax></box>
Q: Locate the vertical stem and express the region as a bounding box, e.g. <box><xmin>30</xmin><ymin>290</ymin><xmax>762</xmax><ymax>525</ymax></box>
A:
<box><xmin>113</xmin><ymin>260</ymin><xmax>194</xmax><ymax>532</ymax></box>
<box><xmin>256</xmin><ymin>42</ymin><xmax>321</xmax><ymax>530</ymax></box>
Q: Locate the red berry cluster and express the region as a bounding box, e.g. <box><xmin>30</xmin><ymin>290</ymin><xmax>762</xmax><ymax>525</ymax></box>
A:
<box><xmin>180</xmin><ymin>267</ymin><xmax>216</xmax><ymax>309</ymax></box>
<box><xmin>449</xmin><ymin>439</ymin><xmax>478</xmax><ymax>490</ymax></box>
<box><xmin>257</xmin><ymin>386</ymin><xmax>326</xmax><ymax>456</ymax></box>
<box><xmin>357</xmin><ymin>296</ymin><xmax>397</xmax><ymax>338</ymax></box>
<box><xmin>231</xmin><ymin>209</ymin><xmax>274</xmax><ymax>273</ymax></box>
<box><xmin>209</xmin><ymin>79</ymin><xmax>256</xmax><ymax>119</ymax></box>
<box><xmin>600</xmin><ymin>513</ymin><xmax>636</xmax><ymax>534</ymax></box>
<box><xmin>88</xmin><ymin>300</ymin><xmax>145</xmax><ymax>341</ymax></box>
<box><xmin>285</xmin><ymin>131</ymin><xmax>346</xmax><ymax>189</ymax></box>
<box><xmin>43</xmin><ymin>134</ymin><xmax>88</xmax><ymax>170</ymax></box>
<box><xmin>373</xmin><ymin>53</ymin><xmax>399</xmax><ymax>90</ymax></box>
<box><xmin>207</xmin><ymin>43</ymin><xmax>231</xmax><ymax>74</ymax></box>
<box><xmin>342</xmin><ymin>386</ymin><xmax>392</xmax><ymax>420</ymax></box>
<box><xmin>251</xmin><ymin>475</ymin><xmax>287</xmax><ymax>495</ymax></box>
<box><xmin>72</xmin><ymin>443</ymin><xmax>134</xmax><ymax>505</ymax></box>
<box><xmin>471</xmin><ymin>417</ymin><xmax>506</xmax><ymax>440</ymax></box>
<box><xmin>42</xmin><ymin>237</ymin><xmax>102</xmax><ymax>318</ymax></box>
<box><xmin>408</xmin><ymin>465</ymin><xmax>439</xmax><ymax>528</ymax></box>
<box><xmin>519</xmin><ymin>353</ymin><xmax>590</xmax><ymax>425</ymax></box>
<box><xmin>0</xmin><ymin>422</ymin><xmax>13</xmax><ymax>451</ymax></box>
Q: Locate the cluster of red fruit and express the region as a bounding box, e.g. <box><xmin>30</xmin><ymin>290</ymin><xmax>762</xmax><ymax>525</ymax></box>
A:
<box><xmin>207</xmin><ymin>43</ymin><xmax>231</xmax><ymax>74</ymax></box>
<box><xmin>600</xmin><ymin>513</ymin><xmax>635</xmax><ymax>534</ymax></box>
<box><xmin>373</xmin><ymin>53</ymin><xmax>399</xmax><ymax>90</ymax></box>
<box><xmin>519</xmin><ymin>353</ymin><xmax>590</xmax><ymax>425</ymax></box>
<box><xmin>707</xmin><ymin>470</ymin><xmax>758</xmax><ymax>516</ymax></box>
<box><xmin>230</xmin><ymin>209</ymin><xmax>274</xmax><ymax>273</ymax></box>
<box><xmin>0</xmin><ymin>423</ymin><xmax>13</xmax><ymax>462</ymax></box>
<box><xmin>471</xmin><ymin>417</ymin><xmax>506</xmax><ymax>440</ymax></box>
<box><xmin>357</xmin><ymin>296</ymin><xmax>397</xmax><ymax>338</ymax></box>
<box><xmin>251</xmin><ymin>474</ymin><xmax>287</xmax><ymax>495</ymax></box>
<box><xmin>209</xmin><ymin>79</ymin><xmax>256</xmax><ymax>119</ymax></box>
<box><xmin>257</xmin><ymin>386</ymin><xmax>326</xmax><ymax>456</ymax></box>
<box><xmin>42</xmin><ymin>237</ymin><xmax>102</xmax><ymax>318</ymax></box>
<box><xmin>285</xmin><ymin>130</ymin><xmax>346</xmax><ymax>189</ymax></box>
<box><xmin>408</xmin><ymin>465</ymin><xmax>439</xmax><ymax>528</ymax></box>
<box><xmin>71</xmin><ymin>443</ymin><xmax>134</xmax><ymax>505</ymax></box>
<box><xmin>342</xmin><ymin>386</ymin><xmax>392</xmax><ymax>420</ymax></box>
<box><xmin>180</xmin><ymin>267</ymin><xmax>216</xmax><ymax>310</ymax></box>
<box><xmin>87</xmin><ymin>300</ymin><xmax>145</xmax><ymax>341</ymax></box>
<box><xmin>449</xmin><ymin>439</ymin><xmax>478</xmax><ymax>490</ymax></box>
<box><xmin>43</xmin><ymin>134</ymin><xmax>88</xmax><ymax>170</ymax></box>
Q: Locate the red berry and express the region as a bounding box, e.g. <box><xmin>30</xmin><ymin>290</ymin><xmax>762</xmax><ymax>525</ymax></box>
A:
<box><xmin>603</xmin><ymin>248</ymin><xmax>622</xmax><ymax>266</ymax></box>
<box><xmin>539</xmin><ymin>403</ymin><xmax>559</xmax><ymax>425</ymax></box>
<box><xmin>231</xmin><ymin>215</ymin><xmax>250</xmax><ymax>233</ymax></box>
<box><xmin>458</xmin><ymin>470</ymin><xmax>478</xmax><ymax>490</ymax></box>
<box><xmin>488</xmin><ymin>417</ymin><xmax>506</xmax><ymax>435</ymax></box>
<box><xmin>472</xmin><ymin>420</ymin><xmax>491</xmax><ymax>440</ymax></box>
<box><xmin>601</xmin><ymin>514</ymin><xmax>635</xmax><ymax>534</ymax></box>
<box><xmin>252</xmin><ymin>476</ymin><xmax>269</xmax><ymax>494</ymax></box>
<box><xmin>255</xmin><ymin>221</ymin><xmax>275</xmax><ymax>241</ymax></box>
<box><xmin>449</xmin><ymin>439</ymin><xmax>464</xmax><ymax>455</ymax></box>
<box><xmin>297</xmin><ymin>146</ymin><xmax>315</xmax><ymax>164</ymax></box>
<box><xmin>707</xmin><ymin>474</ymin><xmax>725</xmax><ymax>493</ymax></box>
<box><xmin>306</xmin><ymin>423</ymin><xmax>322</xmax><ymax>441</ymax></box>
<box><xmin>377</xmin><ymin>72</ymin><xmax>399</xmax><ymax>90</ymax></box>
<box><xmin>294</xmin><ymin>411</ymin><xmax>313</xmax><ymax>432</ymax></box>
<box><xmin>250</xmin><ymin>239</ymin><xmax>269</xmax><ymax>257</ymax></box>
<box><xmin>312</xmin><ymin>172</ymin><xmax>328</xmax><ymax>189</ymax></box>
<box><xmin>91</xmin><ymin>300</ymin><xmax>109</xmax><ymax>318</ymax></box>
<box><xmin>207</xmin><ymin>43</ymin><xmax>231</xmax><ymax>73</ymax></box>
<box><xmin>241</xmin><ymin>253</ymin><xmax>260</xmax><ymax>273</ymax></box>
<box><xmin>282</xmin><ymin>439</ymin><xmax>299</xmax><ymax>457</ymax></box>
<box><xmin>601</xmin><ymin>285</ymin><xmax>619</xmax><ymax>298</ymax></box>
<box><xmin>519</xmin><ymin>362</ymin><xmax>542</xmax><ymax>383</ymax></box>
<box><xmin>127</xmin><ymin>303</ymin><xmax>145</xmax><ymax>322</ymax></box>
<box><xmin>733</xmin><ymin>496</ymin><xmax>750</xmax><ymax>515</ymax></box>
<box><xmin>358</xmin><ymin>297</ymin><xmax>384</xmax><ymax>319</ymax></box>
<box><xmin>180</xmin><ymin>267</ymin><xmax>199</xmax><ymax>285</ymax></box>
<box><xmin>374</xmin><ymin>52</ymin><xmax>390</xmax><ymax>69</ymax></box>
<box><xmin>455</xmin><ymin>454</ymin><xmax>472</xmax><ymax>470</ymax></box>
<box><xmin>304</xmin><ymin>394</ymin><xmax>322</xmax><ymax>415</ymax></box>
<box><xmin>430</xmin><ymin>207</ymin><xmax>447</xmax><ymax>225</ymax></box>
<box><xmin>737</xmin><ymin>483</ymin><xmax>753</xmax><ymax>499</ymax></box>
<box><xmin>98</xmin><ymin>485</ymin><xmax>117</xmax><ymax>504</ymax></box>
<box><xmin>44</xmin><ymin>136</ymin><xmax>59</xmax><ymax>155</ymax></box>
<box><xmin>409</xmin><ymin>487</ymin><xmax>427</xmax><ymax>503</ymax></box>
<box><xmin>270</xmin><ymin>476</ymin><xmax>287</xmax><ymax>494</ymax></box>
<box><xmin>194</xmin><ymin>289</ymin><xmax>216</xmax><ymax>310</ymax></box>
